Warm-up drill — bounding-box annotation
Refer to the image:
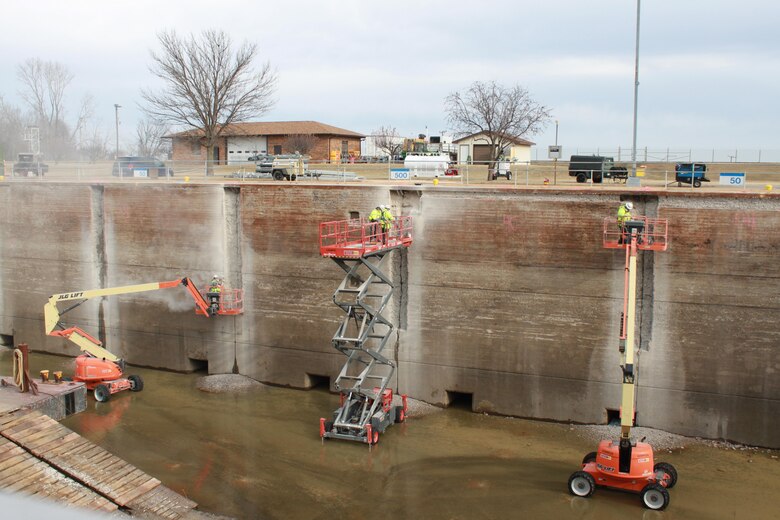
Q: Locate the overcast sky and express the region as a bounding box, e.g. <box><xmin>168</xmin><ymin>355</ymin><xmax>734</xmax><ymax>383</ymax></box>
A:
<box><xmin>1</xmin><ymin>0</ymin><xmax>778</xmax><ymax>151</ymax></box>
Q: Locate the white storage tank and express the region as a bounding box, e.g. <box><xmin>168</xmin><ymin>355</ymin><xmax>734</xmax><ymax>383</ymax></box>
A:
<box><xmin>403</xmin><ymin>154</ymin><xmax>450</xmax><ymax>177</ymax></box>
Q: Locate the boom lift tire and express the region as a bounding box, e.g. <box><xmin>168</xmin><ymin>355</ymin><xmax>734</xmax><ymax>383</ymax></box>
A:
<box><xmin>273</xmin><ymin>170</ymin><xmax>285</xmax><ymax>181</ymax></box>
<box><xmin>640</xmin><ymin>483</ymin><xmax>670</xmax><ymax>510</ymax></box>
<box><xmin>568</xmin><ymin>471</ymin><xmax>596</xmax><ymax>497</ymax></box>
<box><xmin>576</xmin><ymin>173</ymin><xmax>587</xmax><ymax>183</ymax></box>
<box><xmin>128</xmin><ymin>375</ymin><xmax>144</xmax><ymax>392</ymax></box>
<box><xmin>653</xmin><ymin>462</ymin><xmax>678</xmax><ymax>489</ymax></box>
<box><xmin>94</xmin><ymin>384</ymin><xmax>111</xmax><ymax>403</ymax></box>
<box><xmin>582</xmin><ymin>451</ymin><xmax>597</xmax><ymax>464</ymax></box>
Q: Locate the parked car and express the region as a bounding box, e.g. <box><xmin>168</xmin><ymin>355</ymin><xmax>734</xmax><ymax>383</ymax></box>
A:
<box><xmin>112</xmin><ymin>157</ymin><xmax>173</xmax><ymax>178</ymax></box>
<box><xmin>13</xmin><ymin>153</ymin><xmax>48</xmax><ymax>177</ymax></box>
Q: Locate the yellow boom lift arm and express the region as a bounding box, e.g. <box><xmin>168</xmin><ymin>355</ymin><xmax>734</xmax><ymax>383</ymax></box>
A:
<box><xmin>44</xmin><ymin>278</ymin><xmax>211</xmax><ymax>362</ymax></box>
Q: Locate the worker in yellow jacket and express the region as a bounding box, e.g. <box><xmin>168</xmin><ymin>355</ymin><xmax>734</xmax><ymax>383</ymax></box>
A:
<box><xmin>617</xmin><ymin>202</ymin><xmax>633</xmax><ymax>243</ymax></box>
<box><xmin>380</xmin><ymin>205</ymin><xmax>394</xmax><ymax>244</ymax></box>
<box><xmin>368</xmin><ymin>206</ymin><xmax>383</xmax><ymax>242</ymax></box>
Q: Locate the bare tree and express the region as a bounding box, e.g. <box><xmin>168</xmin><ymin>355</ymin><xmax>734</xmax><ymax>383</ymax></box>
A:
<box><xmin>372</xmin><ymin>125</ymin><xmax>402</xmax><ymax>158</ymax></box>
<box><xmin>16</xmin><ymin>58</ymin><xmax>75</xmax><ymax>159</ymax></box>
<box><xmin>79</xmin><ymin>128</ymin><xmax>111</xmax><ymax>162</ymax></box>
<box><xmin>141</xmin><ymin>29</ymin><xmax>277</xmax><ymax>172</ymax></box>
<box><xmin>0</xmin><ymin>96</ymin><xmax>27</xmax><ymax>161</ymax></box>
<box><xmin>136</xmin><ymin>118</ymin><xmax>171</xmax><ymax>158</ymax></box>
<box><xmin>284</xmin><ymin>134</ymin><xmax>316</xmax><ymax>156</ymax></box>
<box><xmin>15</xmin><ymin>59</ymin><xmax>95</xmax><ymax>160</ymax></box>
<box><xmin>445</xmin><ymin>81</ymin><xmax>551</xmax><ymax>164</ymax></box>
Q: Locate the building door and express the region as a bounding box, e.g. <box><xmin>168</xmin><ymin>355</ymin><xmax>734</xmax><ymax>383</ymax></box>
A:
<box><xmin>273</xmin><ymin>145</ymin><xmax>282</xmax><ymax>155</ymax></box>
<box><xmin>213</xmin><ymin>146</ymin><xmax>220</xmax><ymax>163</ymax></box>
<box><xmin>458</xmin><ymin>144</ymin><xmax>470</xmax><ymax>164</ymax></box>
<box><xmin>472</xmin><ymin>144</ymin><xmax>493</xmax><ymax>164</ymax></box>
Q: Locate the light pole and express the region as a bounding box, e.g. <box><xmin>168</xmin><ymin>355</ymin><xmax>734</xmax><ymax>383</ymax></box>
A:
<box><xmin>627</xmin><ymin>0</ymin><xmax>642</xmax><ymax>187</ymax></box>
<box><xmin>114</xmin><ymin>104</ymin><xmax>121</xmax><ymax>159</ymax></box>
<box><xmin>553</xmin><ymin>120</ymin><xmax>559</xmax><ymax>185</ymax></box>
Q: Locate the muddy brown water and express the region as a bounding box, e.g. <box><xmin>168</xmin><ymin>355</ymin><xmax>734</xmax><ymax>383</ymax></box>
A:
<box><xmin>4</xmin><ymin>351</ymin><xmax>778</xmax><ymax>520</ymax></box>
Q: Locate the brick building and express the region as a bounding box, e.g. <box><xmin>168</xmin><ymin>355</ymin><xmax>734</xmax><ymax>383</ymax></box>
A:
<box><xmin>168</xmin><ymin>121</ymin><xmax>365</xmax><ymax>164</ymax></box>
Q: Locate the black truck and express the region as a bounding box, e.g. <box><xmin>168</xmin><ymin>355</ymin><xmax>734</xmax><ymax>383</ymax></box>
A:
<box><xmin>13</xmin><ymin>153</ymin><xmax>48</xmax><ymax>177</ymax></box>
<box><xmin>568</xmin><ymin>155</ymin><xmax>628</xmax><ymax>183</ymax></box>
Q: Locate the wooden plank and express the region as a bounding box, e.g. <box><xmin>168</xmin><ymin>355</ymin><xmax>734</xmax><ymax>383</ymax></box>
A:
<box><xmin>105</xmin><ymin>467</ymin><xmax>145</xmax><ymax>489</ymax></box>
<box><xmin>4</xmin><ymin>466</ymin><xmax>47</xmax><ymax>492</ymax></box>
<box><xmin>44</xmin><ymin>437</ymin><xmax>92</xmax><ymax>459</ymax></box>
<box><xmin>31</xmin><ymin>431</ymin><xmax>81</xmax><ymax>452</ymax></box>
<box><xmin>3</xmin><ymin>420</ymin><xmax>53</xmax><ymax>443</ymax></box>
<box><xmin>1</xmin><ymin>411</ymin><xmax>49</xmax><ymax>432</ymax></box>
<box><xmin>0</xmin><ymin>445</ymin><xmax>26</xmax><ymax>463</ymax></box>
<box><xmin>114</xmin><ymin>476</ymin><xmax>160</xmax><ymax>506</ymax></box>
<box><xmin>61</xmin><ymin>445</ymin><xmax>109</xmax><ymax>464</ymax></box>
<box><xmin>0</xmin><ymin>410</ymin><xmax>35</xmax><ymax>428</ymax></box>
<box><xmin>0</xmin><ymin>455</ymin><xmax>35</xmax><ymax>483</ymax></box>
<box><xmin>112</xmin><ymin>469</ymin><xmax>152</xmax><ymax>496</ymax></box>
<box><xmin>0</xmin><ymin>456</ymin><xmax>38</xmax><ymax>484</ymax></box>
<box><xmin>22</xmin><ymin>427</ymin><xmax>73</xmax><ymax>451</ymax></box>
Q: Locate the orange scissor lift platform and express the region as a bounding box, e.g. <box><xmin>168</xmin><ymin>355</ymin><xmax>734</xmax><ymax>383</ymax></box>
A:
<box><xmin>318</xmin><ymin>216</ymin><xmax>412</xmax><ymax>446</ymax></box>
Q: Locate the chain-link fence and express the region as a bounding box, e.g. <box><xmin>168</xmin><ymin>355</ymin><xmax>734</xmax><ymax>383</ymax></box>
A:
<box><xmin>2</xmin><ymin>157</ymin><xmax>779</xmax><ymax>190</ymax></box>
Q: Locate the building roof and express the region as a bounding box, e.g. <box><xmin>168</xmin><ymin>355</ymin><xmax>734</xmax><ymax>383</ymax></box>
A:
<box><xmin>453</xmin><ymin>131</ymin><xmax>535</xmax><ymax>146</ymax></box>
<box><xmin>168</xmin><ymin>121</ymin><xmax>364</xmax><ymax>139</ymax></box>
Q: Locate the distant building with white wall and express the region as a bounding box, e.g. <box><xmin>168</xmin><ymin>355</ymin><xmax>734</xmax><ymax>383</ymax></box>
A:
<box><xmin>453</xmin><ymin>132</ymin><xmax>535</xmax><ymax>164</ymax></box>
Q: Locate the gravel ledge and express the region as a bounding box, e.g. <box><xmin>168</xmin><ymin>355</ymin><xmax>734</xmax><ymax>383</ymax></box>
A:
<box><xmin>196</xmin><ymin>374</ymin><xmax>267</xmax><ymax>393</ymax></box>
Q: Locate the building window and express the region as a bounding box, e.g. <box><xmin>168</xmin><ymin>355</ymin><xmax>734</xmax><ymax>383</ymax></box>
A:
<box><xmin>191</xmin><ymin>140</ymin><xmax>201</xmax><ymax>155</ymax></box>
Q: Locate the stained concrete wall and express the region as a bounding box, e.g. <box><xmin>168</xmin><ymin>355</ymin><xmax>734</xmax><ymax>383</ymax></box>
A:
<box><xmin>0</xmin><ymin>182</ymin><xmax>777</xmax><ymax>447</ymax></box>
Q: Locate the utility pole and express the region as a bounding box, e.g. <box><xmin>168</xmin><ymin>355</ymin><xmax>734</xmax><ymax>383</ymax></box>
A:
<box><xmin>627</xmin><ymin>0</ymin><xmax>642</xmax><ymax>187</ymax></box>
<box><xmin>114</xmin><ymin>104</ymin><xmax>121</xmax><ymax>159</ymax></box>
<box><xmin>553</xmin><ymin>120</ymin><xmax>559</xmax><ymax>185</ymax></box>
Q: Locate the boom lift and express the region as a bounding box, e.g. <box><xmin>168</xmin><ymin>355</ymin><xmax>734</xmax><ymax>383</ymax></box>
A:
<box><xmin>568</xmin><ymin>214</ymin><xmax>677</xmax><ymax>510</ymax></box>
<box><xmin>318</xmin><ymin>215</ymin><xmax>413</xmax><ymax>446</ymax></box>
<box><xmin>44</xmin><ymin>277</ymin><xmax>243</xmax><ymax>402</ymax></box>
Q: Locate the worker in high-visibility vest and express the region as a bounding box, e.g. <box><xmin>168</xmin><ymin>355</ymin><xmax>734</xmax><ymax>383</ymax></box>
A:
<box><xmin>380</xmin><ymin>205</ymin><xmax>394</xmax><ymax>244</ymax></box>
<box><xmin>368</xmin><ymin>206</ymin><xmax>383</xmax><ymax>243</ymax></box>
<box><xmin>617</xmin><ymin>202</ymin><xmax>633</xmax><ymax>243</ymax></box>
<box><xmin>207</xmin><ymin>275</ymin><xmax>223</xmax><ymax>316</ymax></box>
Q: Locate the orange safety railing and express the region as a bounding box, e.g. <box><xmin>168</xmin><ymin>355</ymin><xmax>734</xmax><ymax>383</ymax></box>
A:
<box><xmin>320</xmin><ymin>216</ymin><xmax>413</xmax><ymax>258</ymax></box>
<box><xmin>603</xmin><ymin>216</ymin><xmax>668</xmax><ymax>251</ymax></box>
<box><xmin>195</xmin><ymin>287</ymin><xmax>244</xmax><ymax>316</ymax></box>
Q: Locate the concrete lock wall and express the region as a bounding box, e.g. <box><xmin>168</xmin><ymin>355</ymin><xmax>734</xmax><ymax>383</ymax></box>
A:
<box><xmin>0</xmin><ymin>182</ymin><xmax>777</xmax><ymax>447</ymax></box>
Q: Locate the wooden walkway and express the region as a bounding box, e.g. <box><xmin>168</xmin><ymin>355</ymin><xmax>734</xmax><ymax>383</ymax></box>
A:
<box><xmin>0</xmin><ymin>408</ymin><xmax>198</xmax><ymax>518</ymax></box>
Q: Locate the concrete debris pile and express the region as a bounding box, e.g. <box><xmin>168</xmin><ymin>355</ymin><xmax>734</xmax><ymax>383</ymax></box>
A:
<box><xmin>196</xmin><ymin>374</ymin><xmax>268</xmax><ymax>393</ymax></box>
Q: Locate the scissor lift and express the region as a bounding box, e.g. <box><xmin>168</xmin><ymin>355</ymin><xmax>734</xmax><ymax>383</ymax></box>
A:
<box><xmin>318</xmin><ymin>215</ymin><xmax>413</xmax><ymax>446</ymax></box>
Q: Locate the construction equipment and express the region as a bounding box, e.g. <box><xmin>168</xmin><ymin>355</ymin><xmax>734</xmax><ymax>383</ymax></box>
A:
<box><xmin>44</xmin><ymin>277</ymin><xmax>243</xmax><ymax>402</ymax></box>
<box><xmin>248</xmin><ymin>153</ymin><xmax>306</xmax><ymax>181</ymax></box>
<box><xmin>568</xmin><ymin>213</ymin><xmax>676</xmax><ymax>510</ymax></box>
<box><xmin>318</xmin><ymin>215</ymin><xmax>413</xmax><ymax>446</ymax></box>
<box><xmin>568</xmin><ymin>155</ymin><xmax>628</xmax><ymax>183</ymax></box>
<box><xmin>674</xmin><ymin>162</ymin><xmax>710</xmax><ymax>188</ymax></box>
